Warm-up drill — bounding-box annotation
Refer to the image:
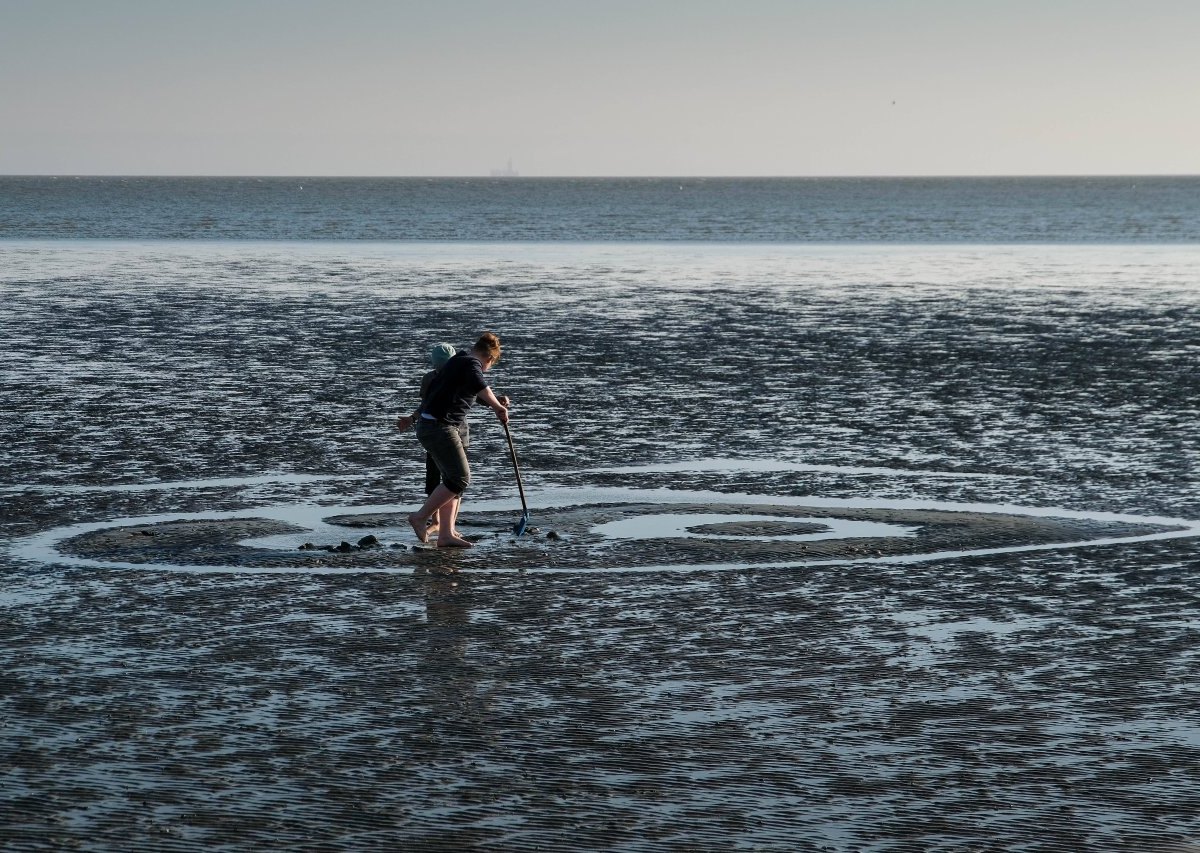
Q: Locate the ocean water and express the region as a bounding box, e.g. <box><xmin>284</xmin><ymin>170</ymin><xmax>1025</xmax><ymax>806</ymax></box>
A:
<box><xmin>2</xmin><ymin>181</ymin><xmax>1200</xmax><ymax>850</ymax></box>
<box><xmin>3</xmin><ymin>175</ymin><xmax>1200</xmax><ymax>241</ymax></box>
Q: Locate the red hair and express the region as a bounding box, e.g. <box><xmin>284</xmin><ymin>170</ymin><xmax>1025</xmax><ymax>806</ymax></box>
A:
<box><xmin>474</xmin><ymin>331</ymin><xmax>501</xmax><ymax>362</ymax></box>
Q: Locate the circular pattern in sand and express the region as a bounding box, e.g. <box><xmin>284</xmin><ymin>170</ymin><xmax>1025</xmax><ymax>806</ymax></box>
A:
<box><xmin>14</xmin><ymin>485</ymin><xmax>1198</xmax><ymax>575</ymax></box>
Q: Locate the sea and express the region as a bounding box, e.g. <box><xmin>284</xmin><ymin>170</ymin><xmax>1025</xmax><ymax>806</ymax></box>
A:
<box><xmin>2</xmin><ymin>176</ymin><xmax>1199</xmax><ymax>850</ymax></box>
<box><xmin>4</xmin><ymin>175</ymin><xmax>1200</xmax><ymax>242</ymax></box>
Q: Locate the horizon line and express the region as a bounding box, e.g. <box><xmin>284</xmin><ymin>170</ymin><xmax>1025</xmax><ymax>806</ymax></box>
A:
<box><xmin>3</xmin><ymin>173</ymin><xmax>1199</xmax><ymax>180</ymax></box>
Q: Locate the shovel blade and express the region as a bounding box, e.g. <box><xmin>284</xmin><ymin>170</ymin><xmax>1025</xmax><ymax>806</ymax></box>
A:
<box><xmin>513</xmin><ymin>512</ymin><xmax>530</xmax><ymax>537</ymax></box>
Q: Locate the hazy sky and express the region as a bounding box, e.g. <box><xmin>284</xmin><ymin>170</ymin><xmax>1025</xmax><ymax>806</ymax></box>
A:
<box><xmin>2</xmin><ymin>0</ymin><xmax>1197</xmax><ymax>176</ymax></box>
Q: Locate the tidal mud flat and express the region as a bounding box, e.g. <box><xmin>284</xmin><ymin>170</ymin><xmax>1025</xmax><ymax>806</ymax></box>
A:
<box><xmin>3</xmin><ymin>527</ymin><xmax>1200</xmax><ymax>851</ymax></box>
<box><xmin>48</xmin><ymin>501</ymin><xmax>1189</xmax><ymax>574</ymax></box>
<box><xmin>3</xmin><ymin>242</ymin><xmax>1200</xmax><ymax>850</ymax></box>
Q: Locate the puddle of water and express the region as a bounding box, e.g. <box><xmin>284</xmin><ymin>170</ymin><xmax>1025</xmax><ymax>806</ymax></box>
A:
<box><xmin>591</xmin><ymin>513</ymin><xmax>916</xmax><ymax>542</ymax></box>
<box><xmin>904</xmin><ymin>617</ymin><xmax>1044</xmax><ymax>644</ymax></box>
<box><xmin>587</xmin><ymin>457</ymin><xmax>1009</xmax><ymax>480</ymax></box>
<box><xmin>0</xmin><ymin>588</ymin><xmax>49</xmax><ymax>607</ymax></box>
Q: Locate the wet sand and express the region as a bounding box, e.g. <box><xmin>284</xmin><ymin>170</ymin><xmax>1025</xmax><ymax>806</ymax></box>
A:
<box><xmin>4</xmin><ymin>242</ymin><xmax>1200</xmax><ymax>850</ymax></box>
<box><xmin>6</xmin><ymin>499</ymin><xmax>1199</xmax><ymax>850</ymax></box>
<box><xmin>3</xmin><ymin>534</ymin><xmax>1199</xmax><ymax>851</ymax></box>
<box><xmin>54</xmin><ymin>503</ymin><xmax>1184</xmax><ymax>573</ymax></box>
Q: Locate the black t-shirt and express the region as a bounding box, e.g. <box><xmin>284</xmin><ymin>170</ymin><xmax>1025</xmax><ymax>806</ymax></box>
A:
<box><xmin>419</xmin><ymin>352</ymin><xmax>487</xmax><ymax>425</ymax></box>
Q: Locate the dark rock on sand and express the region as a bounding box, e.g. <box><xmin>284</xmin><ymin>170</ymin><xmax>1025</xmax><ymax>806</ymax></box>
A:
<box><xmin>546</xmin><ymin>530</ymin><xmax>560</xmax><ymax>540</ymax></box>
<box><xmin>357</xmin><ymin>535</ymin><xmax>379</xmax><ymax>549</ymax></box>
<box><xmin>336</xmin><ymin>541</ymin><xmax>355</xmax><ymax>553</ymax></box>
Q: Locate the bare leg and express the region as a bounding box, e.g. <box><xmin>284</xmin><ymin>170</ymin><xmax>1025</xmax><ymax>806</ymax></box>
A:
<box><xmin>409</xmin><ymin>484</ymin><xmax>457</xmax><ymax>543</ymax></box>
<box><xmin>436</xmin><ymin>496</ymin><xmax>473</xmax><ymax>547</ymax></box>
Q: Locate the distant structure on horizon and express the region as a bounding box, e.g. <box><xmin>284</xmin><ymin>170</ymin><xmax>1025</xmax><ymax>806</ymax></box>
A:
<box><xmin>490</xmin><ymin>159</ymin><xmax>519</xmax><ymax>177</ymax></box>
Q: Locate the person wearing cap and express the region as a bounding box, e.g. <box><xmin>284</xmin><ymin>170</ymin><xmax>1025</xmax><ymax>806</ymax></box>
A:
<box><xmin>397</xmin><ymin>342</ymin><xmax>461</xmax><ymax>538</ymax></box>
<box><xmin>398</xmin><ymin>332</ymin><xmax>509</xmax><ymax>547</ymax></box>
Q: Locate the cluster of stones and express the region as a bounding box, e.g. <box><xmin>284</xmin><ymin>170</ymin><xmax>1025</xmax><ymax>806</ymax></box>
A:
<box><xmin>297</xmin><ymin>534</ymin><xmax>411</xmax><ymax>553</ymax></box>
<box><xmin>296</xmin><ymin>530</ymin><xmax>561</xmax><ymax>553</ymax></box>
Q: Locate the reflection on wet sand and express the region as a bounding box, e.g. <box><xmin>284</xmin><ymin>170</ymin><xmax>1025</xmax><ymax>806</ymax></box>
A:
<box><xmin>420</xmin><ymin>573</ymin><xmax>477</xmax><ymax>722</ymax></box>
<box><xmin>5</xmin><ymin>242</ymin><xmax>1200</xmax><ymax>849</ymax></box>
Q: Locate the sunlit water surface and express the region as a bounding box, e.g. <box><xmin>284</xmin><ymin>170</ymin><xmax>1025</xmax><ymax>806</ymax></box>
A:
<box><xmin>2</xmin><ymin>241</ymin><xmax>1199</xmax><ymax>851</ymax></box>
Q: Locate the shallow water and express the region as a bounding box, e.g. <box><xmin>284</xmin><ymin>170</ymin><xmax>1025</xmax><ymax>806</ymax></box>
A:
<box><xmin>2</xmin><ymin>241</ymin><xmax>1200</xmax><ymax>850</ymax></box>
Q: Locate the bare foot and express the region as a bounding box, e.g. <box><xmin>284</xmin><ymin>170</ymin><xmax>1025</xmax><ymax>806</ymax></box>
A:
<box><xmin>436</xmin><ymin>534</ymin><xmax>474</xmax><ymax>548</ymax></box>
<box><xmin>408</xmin><ymin>512</ymin><xmax>429</xmax><ymax>543</ymax></box>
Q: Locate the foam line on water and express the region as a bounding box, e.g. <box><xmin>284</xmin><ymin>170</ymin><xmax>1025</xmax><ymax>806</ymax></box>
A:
<box><xmin>584</xmin><ymin>459</ymin><xmax>1009</xmax><ymax>479</ymax></box>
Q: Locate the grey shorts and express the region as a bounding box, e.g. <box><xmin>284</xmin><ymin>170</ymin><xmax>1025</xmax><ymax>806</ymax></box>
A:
<box><xmin>416</xmin><ymin>420</ymin><xmax>471</xmax><ymax>495</ymax></box>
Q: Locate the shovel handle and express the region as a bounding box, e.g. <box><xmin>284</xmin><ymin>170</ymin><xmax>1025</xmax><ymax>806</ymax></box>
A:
<box><xmin>503</xmin><ymin>421</ymin><xmax>528</xmax><ymax>516</ymax></box>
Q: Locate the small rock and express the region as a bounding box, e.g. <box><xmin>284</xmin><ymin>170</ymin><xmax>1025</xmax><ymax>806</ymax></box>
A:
<box><xmin>546</xmin><ymin>530</ymin><xmax>560</xmax><ymax>541</ymax></box>
<box><xmin>357</xmin><ymin>535</ymin><xmax>379</xmax><ymax>548</ymax></box>
<box><xmin>298</xmin><ymin>542</ymin><xmax>315</xmax><ymax>551</ymax></box>
<box><xmin>390</xmin><ymin>543</ymin><xmax>408</xmax><ymax>551</ymax></box>
<box><xmin>139</xmin><ymin>530</ymin><xmax>155</xmax><ymax>537</ymax></box>
<box><xmin>336</xmin><ymin>541</ymin><xmax>355</xmax><ymax>553</ymax></box>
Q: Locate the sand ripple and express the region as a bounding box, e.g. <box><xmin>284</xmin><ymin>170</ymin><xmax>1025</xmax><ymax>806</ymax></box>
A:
<box><xmin>4</xmin><ymin>243</ymin><xmax>1200</xmax><ymax>849</ymax></box>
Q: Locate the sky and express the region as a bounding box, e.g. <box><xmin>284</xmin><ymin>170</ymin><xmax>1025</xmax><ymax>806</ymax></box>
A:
<box><xmin>1</xmin><ymin>0</ymin><xmax>1197</xmax><ymax>176</ymax></box>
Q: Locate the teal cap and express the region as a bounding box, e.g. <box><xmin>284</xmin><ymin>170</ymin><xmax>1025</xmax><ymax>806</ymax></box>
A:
<box><xmin>429</xmin><ymin>342</ymin><xmax>456</xmax><ymax>369</ymax></box>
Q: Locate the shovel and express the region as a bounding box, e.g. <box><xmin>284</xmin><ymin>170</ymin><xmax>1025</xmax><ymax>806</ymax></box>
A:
<box><xmin>502</xmin><ymin>421</ymin><xmax>530</xmax><ymax>536</ymax></box>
